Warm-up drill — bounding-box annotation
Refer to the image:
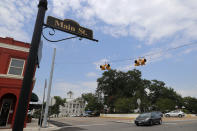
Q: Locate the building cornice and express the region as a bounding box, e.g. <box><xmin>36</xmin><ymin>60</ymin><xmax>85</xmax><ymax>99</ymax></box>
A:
<box><xmin>0</xmin><ymin>74</ymin><xmax>23</xmax><ymax>79</ymax></box>
<box><xmin>0</xmin><ymin>42</ymin><xmax>29</xmax><ymax>52</ymax></box>
<box><xmin>0</xmin><ymin>74</ymin><xmax>36</xmax><ymax>81</ymax></box>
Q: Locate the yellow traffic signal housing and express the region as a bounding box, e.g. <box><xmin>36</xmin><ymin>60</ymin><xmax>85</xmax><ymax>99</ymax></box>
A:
<box><xmin>100</xmin><ymin>65</ymin><xmax>106</xmax><ymax>70</ymax></box>
<box><xmin>106</xmin><ymin>64</ymin><xmax>111</xmax><ymax>70</ymax></box>
<box><xmin>100</xmin><ymin>64</ymin><xmax>111</xmax><ymax>70</ymax></box>
<box><xmin>141</xmin><ymin>58</ymin><xmax>146</xmax><ymax>65</ymax></box>
<box><xmin>135</xmin><ymin>58</ymin><xmax>147</xmax><ymax>66</ymax></box>
<box><xmin>134</xmin><ymin>60</ymin><xmax>140</xmax><ymax>66</ymax></box>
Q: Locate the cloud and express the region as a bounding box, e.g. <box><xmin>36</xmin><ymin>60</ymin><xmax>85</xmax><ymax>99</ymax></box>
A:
<box><xmin>116</xmin><ymin>64</ymin><xmax>134</xmax><ymax>71</ymax></box>
<box><xmin>101</xmin><ymin>26</ymin><xmax>129</xmax><ymax>37</ymax></box>
<box><xmin>2</xmin><ymin>0</ymin><xmax>197</xmax><ymax>44</ymax></box>
<box><xmin>52</xmin><ymin>81</ymin><xmax>97</xmax><ymax>98</ymax></box>
<box><xmin>81</xmin><ymin>81</ymin><xmax>97</xmax><ymax>89</ymax></box>
<box><xmin>51</xmin><ymin>0</ymin><xmax>83</xmax><ymax>18</ymax></box>
<box><xmin>0</xmin><ymin>0</ymin><xmax>37</xmax><ymax>42</ymax></box>
<box><xmin>137</xmin><ymin>45</ymin><xmax>142</xmax><ymax>49</ymax></box>
<box><xmin>56</xmin><ymin>82</ymin><xmax>80</xmax><ymax>89</ymax></box>
<box><xmin>86</xmin><ymin>72</ymin><xmax>98</xmax><ymax>77</ymax></box>
<box><xmin>177</xmin><ymin>88</ymin><xmax>197</xmax><ymax>98</ymax></box>
<box><xmin>143</xmin><ymin>48</ymin><xmax>173</xmax><ymax>63</ymax></box>
<box><xmin>183</xmin><ymin>47</ymin><xmax>197</xmax><ymax>54</ymax></box>
<box><xmin>51</xmin><ymin>0</ymin><xmax>197</xmax><ymax>44</ymax></box>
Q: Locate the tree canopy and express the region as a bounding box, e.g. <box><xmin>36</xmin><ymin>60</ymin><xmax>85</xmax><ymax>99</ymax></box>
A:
<box><xmin>49</xmin><ymin>96</ymin><xmax>66</xmax><ymax>116</ymax></box>
<box><xmin>94</xmin><ymin>69</ymin><xmax>197</xmax><ymax>114</ymax></box>
<box><xmin>82</xmin><ymin>93</ymin><xmax>103</xmax><ymax>114</ymax></box>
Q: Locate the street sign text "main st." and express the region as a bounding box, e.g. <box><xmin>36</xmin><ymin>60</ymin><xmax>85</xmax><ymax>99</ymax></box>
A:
<box><xmin>46</xmin><ymin>16</ymin><xmax>93</xmax><ymax>40</ymax></box>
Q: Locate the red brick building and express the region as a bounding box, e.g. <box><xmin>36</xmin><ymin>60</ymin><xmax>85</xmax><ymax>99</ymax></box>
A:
<box><xmin>0</xmin><ymin>37</ymin><xmax>36</xmax><ymax>128</ymax></box>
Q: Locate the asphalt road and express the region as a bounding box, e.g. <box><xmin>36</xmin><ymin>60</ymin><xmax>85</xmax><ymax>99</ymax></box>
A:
<box><xmin>49</xmin><ymin>117</ymin><xmax>197</xmax><ymax>131</ymax></box>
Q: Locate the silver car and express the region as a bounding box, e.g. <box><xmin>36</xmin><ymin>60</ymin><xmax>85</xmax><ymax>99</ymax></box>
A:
<box><xmin>165</xmin><ymin>110</ymin><xmax>185</xmax><ymax>117</ymax></box>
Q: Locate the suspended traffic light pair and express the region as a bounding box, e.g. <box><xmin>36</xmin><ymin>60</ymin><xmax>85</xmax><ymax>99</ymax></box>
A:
<box><xmin>99</xmin><ymin>58</ymin><xmax>146</xmax><ymax>70</ymax></box>
<box><xmin>100</xmin><ymin>64</ymin><xmax>111</xmax><ymax>70</ymax></box>
<box><xmin>134</xmin><ymin>58</ymin><xmax>146</xmax><ymax>66</ymax></box>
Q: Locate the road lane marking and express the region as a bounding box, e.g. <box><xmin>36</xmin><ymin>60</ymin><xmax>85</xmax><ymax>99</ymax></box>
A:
<box><xmin>115</xmin><ymin>121</ymin><xmax>133</xmax><ymax>124</ymax></box>
<box><xmin>163</xmin><ymin>123</ymin><xmax>177</xmax><ymax>125</ymax></box>
<box><xmin>58</xmin><ymin>123</ymin><xmax>107</xmax><ymax>129</ymax></box>
<box><xmin>165</xmin><ymin>119</ymin><xmax>197</xmax><ymax>122</ymax></box>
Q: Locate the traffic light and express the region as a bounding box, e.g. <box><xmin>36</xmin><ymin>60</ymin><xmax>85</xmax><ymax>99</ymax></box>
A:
<box><xmin>134</xmin><ymin>58</ymin><xmax>147</xmax><ymax>66</ymax></box>
<box><xmin>106</xmin><ymin>64</ymin><xmax>111</xmax><ymax>70</ymax></box>
<box><xmin>100</xmin><ymin>64</ymin><xmax>111</xmax><ymax>70</ymax></box>
<box><xmin>140</xmin><ymin>58</ymin><xmax>146</xmax><ymax>65</ymax></box>
<box><xmin>134</xmin><ymin>60</ymin><xmax>140</xmax><ymax>66</ymax></box>
<box><xmin>100</xmin><ymin>65</ymin><xmax>106</xmax><ymax>70</ymax></box>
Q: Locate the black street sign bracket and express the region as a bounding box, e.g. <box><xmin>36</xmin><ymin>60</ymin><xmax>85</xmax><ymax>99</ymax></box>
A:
<box><xmin>42</xmin><ymin>26</ymin><xmax>80</xmax><ymax>42</ymax></box>
<box><xmin>43</xmin><ymin>16</ymin><xmax>98</xmax><ymax>42</ymax></box>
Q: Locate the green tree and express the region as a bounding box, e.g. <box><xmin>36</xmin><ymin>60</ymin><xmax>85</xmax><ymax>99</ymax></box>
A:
<box><xmin>97</xmin><ymin>69</ymin><xmax>147</xmax><ymax>113</ymax></box>
<box><xmin>183</xmin><ymin>97</ymin><xmax>197</xmax><ymax>113</ymax></box>
<box><xmin>82</xmin><ymin>93</ymin><xmax>103</xmax><ymax>114</ymax></box>
<box><xmin>148</xmin><ymin>80</ymin><xmax>166</xmax><ymax>104</ymax></box>
<box><xmin>96</xmin><ymin>69</ymin><xmax>186</xmax><ymax>113</ymax></box>
<box><xmin>32</xmin><ymin>108</ymin><xmax>41</xmax><ymax>118</ymax></box>
<box><xmin>114</xmin><ymin>97</ymin><xmax>136</xmax><ymax>113</ymax></box>
<box><xmin>155</xmin><ymin>98</ymin><xmax>176</xmax><ymax>112</ymax></box>
<box><xmin>148</xmin><ymin>80</ymin><xmax>183</xmax><ymax>110</ymax></box>
<box><xmin>50</xmin><ymin>96</ymin><xmax>66</xmax><ymax>116</ymax></box>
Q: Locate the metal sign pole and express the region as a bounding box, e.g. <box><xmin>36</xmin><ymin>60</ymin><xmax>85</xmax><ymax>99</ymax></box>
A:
<box><xmin>43</xmin><ymin>48</ymin><xmax>56</xmax><ymax>127</ymax></box>
<box><xmin>12</xmin><ymin>0</ymin><xmax>47</xmax><ymax>131</ymax></box>
<box><xmin>39</xmin><ymin>79</ymin><xmax>47</xmax><ymax>127</ymax></box>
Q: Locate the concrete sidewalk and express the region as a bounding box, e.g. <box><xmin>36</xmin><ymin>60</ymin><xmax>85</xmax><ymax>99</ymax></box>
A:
<box><xmin>0</xmin><ymin>119</ymin><xmax>58</xmax><ymax>131</ymax></box>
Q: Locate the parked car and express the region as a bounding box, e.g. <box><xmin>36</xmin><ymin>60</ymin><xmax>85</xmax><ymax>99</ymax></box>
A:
<box><xmin>135</xmin><ymin>112</ymin><xmax>162</xmax><ymax>126</ymax></box>
<box><xmin>82</xmin><ymin>112</ymin><xmax>93</xmax><ymax>117</ymax></box>
<box><xmin>82</xmin><ymin>113</ymin><xmax>90</xmax><ymax>117</ymax></box>
<box><xmin>165</xmin><ymin>110</ymin><xmax>185</xmax><ymax>117</ymax></box>
<box><xmin>152</xmin><ymin>111</ymin><xmax>163</xmax><ymax>117</ymax></box>
<box><xmin>70</xmin><ymin>114</ymin><xmax>76</xmax><ymax>117</ymax></box>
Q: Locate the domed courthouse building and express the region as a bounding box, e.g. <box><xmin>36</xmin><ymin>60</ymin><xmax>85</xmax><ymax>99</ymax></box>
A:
<box><xmin>0</xmin><ymin>37</ymin><xmax>36</xmax><ymax>128</ymax></box>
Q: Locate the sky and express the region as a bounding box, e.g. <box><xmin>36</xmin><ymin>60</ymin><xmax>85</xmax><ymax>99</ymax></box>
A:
<box><xmin>1</xmin><ymin>0</ymin><xmax>197</xmax><ymax>102</ymax></box>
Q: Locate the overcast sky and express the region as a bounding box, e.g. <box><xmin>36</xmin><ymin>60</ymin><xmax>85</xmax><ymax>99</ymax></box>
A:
<box><xmin>1</xmin><ymin>0</ymin><xmax>197</xmax><ymax>102</ymax></box>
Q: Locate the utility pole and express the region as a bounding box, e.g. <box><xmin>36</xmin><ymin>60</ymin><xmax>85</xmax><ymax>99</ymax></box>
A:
<box><xmin>43</xmin><ymin>48</ymin><xmax>56</xmax><ymax>127</ymax></box>
<box><xmin>39</xmin><ymin>79</ymin><xmax>47</xmax><ymax>127</ymax></box>
<box><xmin>12</xmin><ymin>0</ymin><xmax>47</xmax><ymax>131</ymax></box>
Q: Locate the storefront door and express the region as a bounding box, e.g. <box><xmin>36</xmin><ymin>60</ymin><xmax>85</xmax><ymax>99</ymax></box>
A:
<box><xmin>0</xmin><ymin>99</ymin><xmax>12</xmax><ymax>126</ymax></box>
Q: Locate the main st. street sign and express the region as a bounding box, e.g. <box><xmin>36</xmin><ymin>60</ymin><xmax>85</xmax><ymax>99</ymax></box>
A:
<box><xmin>46</xmin><ymin>16</ymin><xmax>97</xmax><ymax>41</ymax></box>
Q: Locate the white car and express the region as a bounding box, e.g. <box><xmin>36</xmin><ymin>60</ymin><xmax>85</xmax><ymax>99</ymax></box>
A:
<box><xmin>165</xmin><ymin>110</ymin><xmax>185</xmax><ymax>117</ymax></box>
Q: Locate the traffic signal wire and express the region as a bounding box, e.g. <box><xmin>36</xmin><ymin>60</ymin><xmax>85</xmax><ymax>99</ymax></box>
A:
<box><xmin>55</xmin><ymin>41</ymin><xmax>197</xmax><ymax>66</ymax></box>
<box><xmin>142</xmin><ymin>42</ymin><xmax>197</xmax><ymax>58</ymax></box>
<box><xmin>111</xmin><ymin>41</ymin><xmax>197</xmax><ymax>63</ymax></box>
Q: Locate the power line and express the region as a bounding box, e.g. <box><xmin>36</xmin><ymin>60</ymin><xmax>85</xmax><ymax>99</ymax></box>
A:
<box><xmin>56</xmin><ymin>41</ymin><xmax>197</xmax><ymax>65</ymax></box>
<box><xmin>111</xmin><ymin>41</ymin><xmax>197</xmax><ymax>63</ymax></box>
<box><xmin>142</xmin><ymin>42</ymin><xmax>197</xmax><ymax>58</ymax></box>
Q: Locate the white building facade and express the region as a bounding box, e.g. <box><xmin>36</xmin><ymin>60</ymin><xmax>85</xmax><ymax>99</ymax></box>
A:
<box><xmin>59</xmin><ymin>98</ymin><xmax>85</xmax><ymax>117</ymax></box>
